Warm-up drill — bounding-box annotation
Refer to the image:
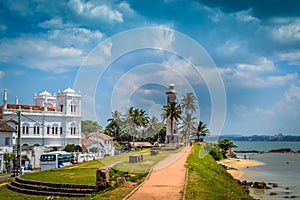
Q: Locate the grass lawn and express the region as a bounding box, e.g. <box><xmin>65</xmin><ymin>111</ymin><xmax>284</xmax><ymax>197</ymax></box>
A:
<box><xmin>0</xmin><ymin>147</ymin><xmax>182</xmax><ymax>200</ymax></box>
<box><xmin>185</xmin><ymin>143</ymin><xmax>252</xmax><ymax>200</ymax></box>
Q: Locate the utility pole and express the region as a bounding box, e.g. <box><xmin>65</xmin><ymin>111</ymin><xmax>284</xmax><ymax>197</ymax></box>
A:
<box><xmin>16</xmin><ymin>111</ymin><xmax>21</xmax><ymax>176</ymax></box>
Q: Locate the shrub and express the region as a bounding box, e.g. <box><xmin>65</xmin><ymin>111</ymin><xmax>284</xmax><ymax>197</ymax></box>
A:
<box><xmin>209</xmin><ymin>147</ymin><xmax>223</xmax><ymax>161</ymax></box>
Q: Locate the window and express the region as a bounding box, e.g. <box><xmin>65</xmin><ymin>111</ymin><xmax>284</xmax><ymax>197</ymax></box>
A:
<box><xmin>60</xmin><ymin>127</ymin><xmax>63</xmax><ymax>135</ymax></box>
<box><xmin>52</xmin><ymin>124</ymin><xmax>58</xmax><ymax>135</ymax></box>
<box><xmin>22</xmin><ymin>123</ymin><xmax>29</xmax><ymax>134</ymax></box>
<box><xmin>70</xmin><ymin>123</ymin><xmax>76</xmax><ymax>135</ymax></box>
<box><xmin>47</xmin><ymin>126</ymin><xmax>50</xmax><ymax>134</ymax></box>
<box><xmin>60</xmin><ymin>105</ymin><xmax>63</xmax><ymax>112</ymax></box>
<box><xmin>70</xmin><ymin>127</ymin><xmax>76</xmax><ymax>135</ymax></box>
<box><xmin>5</xmin><ymin>137</ymin><xmax>10</xmax><ymax>146</ymax></box>
<box><xmin>34</xmin><ymin>123</ymin><xmax>40</xmax><ymax>134</ymax></box>
<box><xmin>70</xmin><ymin>101</ymin><xmax>76</xmax><ymax>113</ymax></box>
<box><xmin>71</xmin><ymin>105</ymin><xmax>76</xmax><ymax>113</ymax></box>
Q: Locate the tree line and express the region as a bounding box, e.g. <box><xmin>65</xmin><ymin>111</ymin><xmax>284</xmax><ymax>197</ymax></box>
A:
<box><xmin>82</xmin><ymin>92</ymin><xmax>210</xmax><ymax>145</ymax></box>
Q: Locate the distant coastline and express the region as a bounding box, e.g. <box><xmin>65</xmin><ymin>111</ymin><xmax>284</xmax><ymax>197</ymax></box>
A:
<box><xmin>235</xmin><ymin>148</ymin><xmax>300</xmax><ymax>154</ymax></box>
<box><xmin>219</xmin><ymin>133</ymin><xmax>300</xmax><ymax>141</ymax></box>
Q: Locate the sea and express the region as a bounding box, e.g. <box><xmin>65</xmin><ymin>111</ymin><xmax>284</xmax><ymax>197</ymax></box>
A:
<box><xmin>233</xmin><ymin>141</ymin><xmax>300</xmax><ymax>200</ymax></box>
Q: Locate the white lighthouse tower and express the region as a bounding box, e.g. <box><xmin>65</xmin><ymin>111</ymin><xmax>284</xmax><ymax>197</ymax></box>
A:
<box><xmin>165</xmin><ymin>82</ymin><xmax>179</xmax><ymax>144</ymax></box>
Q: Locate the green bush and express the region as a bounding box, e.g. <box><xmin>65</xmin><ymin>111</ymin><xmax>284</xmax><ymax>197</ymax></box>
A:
<box><xmin>209</xmin><ymin>147</ymin><xmax>223</xmax><ymax>161</ymax></box>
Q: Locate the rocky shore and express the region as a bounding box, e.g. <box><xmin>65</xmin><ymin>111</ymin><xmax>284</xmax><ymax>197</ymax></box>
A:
<box><xmin>218</xmin><ymin>156</ymin><xmax>299</xmax><ymax>199</ymax></box>
<box><xmin>217</xmin><ymin>158</ymin><xmax>265</xmax><ymax>179</ymax></box>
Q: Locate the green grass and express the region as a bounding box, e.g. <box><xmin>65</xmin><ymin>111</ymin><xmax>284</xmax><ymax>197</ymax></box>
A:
<box><xmin>0</xmin><ymin>147</ymin><xmax>183</xmax><ymax>200</ymax></box>
<box><xmin>185</xmin><ymin>143</ymin><xmax>252</xmax><ymax>200</ymax></box>
<box><xmin>22</xmin><ymin>159</ymin><xmax>105</xmax><ymax>185</ymax></box>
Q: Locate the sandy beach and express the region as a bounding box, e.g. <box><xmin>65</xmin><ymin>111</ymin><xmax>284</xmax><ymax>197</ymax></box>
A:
<box><xmin>218</xmin><ymin>158</ymin><xmax>265</xmax><ymax>179</ymax></box>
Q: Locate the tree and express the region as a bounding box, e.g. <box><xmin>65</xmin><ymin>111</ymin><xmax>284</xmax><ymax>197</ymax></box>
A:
<box><xmin>217</xmin><ymin>139</ymin><xmax>237</xmax><ymax>152</ymax></box>
<box><xmin>196</xmin><ymin>121</ymin><xmax>210</xmax><ymax>141</ymax></box>
<box><xmin>63</xmin><ymin>144</ymin><xmax>82</xmax><ymax>152</ymax></box>
<box><xmin>4</xmin><ymin>153</ymin><xmax>14</xmax><ymax>173</ymax></box>
<box><xmin>145</xmin><ymin>116</ymin><xmax>164</xmax><ymax>142</ymax></box>
<box><xmin>179</xmin><ymin>113</ymin><xmax>197</xmax><ymax>142</ymax></box>
<box><xmin>105</xmin><ymin>110</ymin><xmax>124</xmax><ymax>140</ymax></box>
<box><xmin>214</xmin><ymin>139</ymin><xmax>237</xmax><ymax>158</ymax></box>
<box><xmin>162</xmin><ymin>102</ymin><xmax>182</xmax><ymax>143</ymax></box>
<box><xmin>81</xmin><ymin>120</ymin><xmax>102</xmax><ymax>133</ymax></box>
<box><xmin>125</xmin><ymin>107</ymin><xmax>149</xmax><ymax>147</ymax></box>
<box><xmin>181</xmin><ymin>92</ymin><xmax>198</xmax><ymax>114</ymax></box>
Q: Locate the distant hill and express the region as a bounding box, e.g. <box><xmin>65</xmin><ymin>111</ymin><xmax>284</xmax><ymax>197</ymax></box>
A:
<box><xmin>219</xmin><ymin>134</ymin><xmax>300</xmax><ymax>141</ymax></box>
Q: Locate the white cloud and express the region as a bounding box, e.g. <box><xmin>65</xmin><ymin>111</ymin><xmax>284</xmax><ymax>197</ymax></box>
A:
<box><xmin>232</xmin><ymin>9</ymin><xmax>260</xmax><ymax>23</ymax></box>
<box><xmin>0</xmin><ymin>37</ymin><xmax>82</xmax><ymax>73</ymax></box>
<box><xmin>236</xmin><ymin>57</ymin><xmax>275</xmax><ymax>72</ymax></box>
<box><xmin>37</xmin><ymin>17</ymin><xmax>64</xmax><ymax>29</ymax></box>
<box><xmin>272</xmin><ymin>18</ymin><xmax>300</xmax><ymax>42</ymax></box>
<box><xmin>254</xmin><ymin>107</ymin><xmax>274</xmax><ymax>116</ymax></box>
<box><xmin>232</xmin><ymin>104</ymin><xmax>247</xmax><ymax>116</ymax></box>
<box><xmin>203</xmin><ymin>6</ymin><xmax>224</xmax><ymax>23</ymax></box>
<box><xmin>68</xmin><ymin>0</ymin><xmax>124</xmax><ymax>23</ymax></box>
<box><xmin>47</xmin><ymin>27</ymin><xmax>103</xmax><ymax>49</ymax></box>
<box><xmin>153</xmin><ymin>25</ymin><xmax>175</xmax><ymax>50</ymax></box>
<box><xmin>278</xmin><ymin>50</ymin><xmax>300</xmax><ymax>66</ymax></box>
<box><xmin>0</xmin><ymin>27</ymin><xmax>103</xmax><ymax>73</ymax></box>
<box><xmin>219</xmin><ymin>57</ymin><xmax>297</xmax><ymax>88</ymax></box>
<box><xmin>284</xmin><ymin>85</ymin><xmax>300</xmax><ymax>103</ymax></box>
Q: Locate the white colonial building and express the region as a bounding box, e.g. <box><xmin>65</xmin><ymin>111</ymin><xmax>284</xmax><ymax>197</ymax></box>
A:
<box><xmin>1</xmin><ymin>88</ymin><xmax>82</xmax><ymax>150</ymax></box>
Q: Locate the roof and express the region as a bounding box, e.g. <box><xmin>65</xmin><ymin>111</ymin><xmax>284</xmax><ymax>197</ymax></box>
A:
<box><xmin>0</xmin><ymin>120</ymin><xmax>16</xmax><ymax>132</ymax></box>
<box><xmin>99</xmin><ymin>133</ymin><xmax>114</xmax><ymax>140</ymax></box>
<box><xmin>63</xmin><ymin>88</ymin><xmax>75</xmax><ymax>93</ymax></box>
<box><xmin>1</xmin><ymin>104</ymin><xmax>57</xmax><ymax>112</ymax></box>
<box><xmin>39</xmin><ymin>91</ymin><xmax>52</xmax><ymax>96</ymax></box>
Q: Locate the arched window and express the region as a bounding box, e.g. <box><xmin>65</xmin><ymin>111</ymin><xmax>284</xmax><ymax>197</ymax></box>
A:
<box><xmin>33</xmin><ymin>123</ymin><xmax>40</xmax><ymax>134</ymax></box>
<box><xmin>22</xmin><ymin>123</ymin><xmax>29</xmax><ymax>134</ymax></box>
<box><xmin>70</xmin><ymin>101</ymin><xmax>76</xmax><ymax>113</ymax></box>
<box><xmin>70</xmin><ymin>123</ymin><xmax>76</xmax><ymax>135</ymax></box>
<box><xmin>53</xmin><ymin>124</ymin><xmax>58</xmax><ymax>135</ymax></box>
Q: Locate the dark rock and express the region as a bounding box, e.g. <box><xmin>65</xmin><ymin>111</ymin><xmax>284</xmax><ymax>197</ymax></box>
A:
<box><xmin>269</xmin><ymin>148</ymin><xmax>293</xmax><ymax>153</ymax></box>
<box><xmin>268</xmin><ymin>182</ymin><xmax>278</xmax><ymax>187</ymax></box>
<box><xmin>269</xmin><ymin>192</ymin><xmax>278</xmax><ymax>196</ymax></box>
<box><xmin>241</xmin><ymin>180</ymin><xmax>248</xmax><ymax>186</ymax></box>
<box><xmin>253</xmin><ymin>182</ymin><xmax>266</xmax><ymax>189</ymax></box>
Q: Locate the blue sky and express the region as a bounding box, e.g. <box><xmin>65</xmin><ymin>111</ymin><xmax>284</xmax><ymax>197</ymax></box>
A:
<box><xmin>0</xmin><ymin>0</ymin><xmax>300</xmax><ymax>135</ymax></box>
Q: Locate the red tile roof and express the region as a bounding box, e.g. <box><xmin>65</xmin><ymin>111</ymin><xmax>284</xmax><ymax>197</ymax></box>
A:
<box><xmin>0</xmin><ymin>120</ymin><xmax>16</xmax><ymax>132</ymax></box>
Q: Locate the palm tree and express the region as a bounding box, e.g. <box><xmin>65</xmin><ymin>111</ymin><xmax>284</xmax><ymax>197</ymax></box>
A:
<box><xmin>106</xmin><ymin>110</ymin><xmax>124</xmax><ymax>140</ymax></box>
<box><xmin>163</xmin><ymin>102</ymin><xmax>182</xmax><ymax>143</ymax></box>
<box><xmin>125</xmin><ymin>107</ymin><xmax>149</xmax><ymax>147</ymax></box>
<box><xmin>146</xmin><ymin>116</ymin><xmax>164</xmax><ymax>141</ymax></box>
<box><xmin>181</xmin><ymin>92</ymin><xmax>198</xmax><ymax>114</ymax></box>
<box><xmin>179</xmin><ymin>113</ymin><xmax>197</xmax><ymax>142</ymax></box>
<box><xmin>196</xmin><ymin>121</ymin><xmax>210</xmax><ymax>142</ymax></box>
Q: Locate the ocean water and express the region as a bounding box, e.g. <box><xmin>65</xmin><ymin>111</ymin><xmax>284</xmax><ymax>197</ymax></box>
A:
<box><xmin>233</xmin><ymin>141</ymin><xmax>300</xmax><ymax>200</ymax></box>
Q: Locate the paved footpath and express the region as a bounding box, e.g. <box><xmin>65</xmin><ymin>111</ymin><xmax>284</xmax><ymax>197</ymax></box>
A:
<box><xmin>125</xmin><ymin>146</ymin><xmax>191</xmax><ymax>200</ymax></box>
